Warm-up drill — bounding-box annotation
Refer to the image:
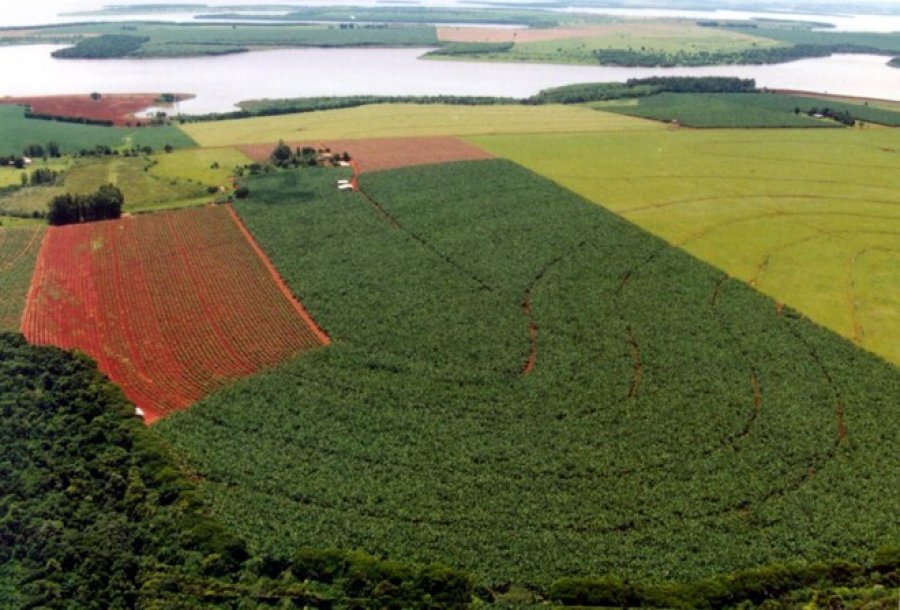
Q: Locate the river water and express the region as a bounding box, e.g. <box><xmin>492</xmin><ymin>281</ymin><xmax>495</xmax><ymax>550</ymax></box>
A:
<box><xmin>0</xmin><ymin>45</ymin><xmax>898</xmax><ymax>115</ymax></box>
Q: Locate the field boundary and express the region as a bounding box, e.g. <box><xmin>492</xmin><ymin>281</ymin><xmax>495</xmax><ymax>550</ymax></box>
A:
<box><xmin>224</xmin><ymin>203</ymin><xmax>331</xmax><ymax>346</ymax></box>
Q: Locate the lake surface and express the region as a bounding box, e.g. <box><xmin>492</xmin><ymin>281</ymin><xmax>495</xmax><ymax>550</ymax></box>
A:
<box><xmin>9</xmin><ymin>1</ymin><xmax>900</xmax><ymax>32</ymax></box>
<box><xmin>0</xmin><ymin>45</ymin><xmax>898</xmax><ymax>115</ymax></box>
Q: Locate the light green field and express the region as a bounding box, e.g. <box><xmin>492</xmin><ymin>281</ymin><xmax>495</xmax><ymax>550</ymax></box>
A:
<box><xmin>472</xmin><ymin>129</ymin><xmax>900</xmax><ymax>365</ymax></box>
<box><xmin>149</xmin><ymin>147</ymin><xmax>250</xmax><ymax>186</ymax></box>
<box><xmin>506</xmin><ymin>21</ymin><xmax>783</xmax><ymax>64</ymax></box>
<box><xmin>0</xmin><ymin>216</ymin><xmax>44</xmax><ymax>227</ymax></box>
<box><xmin>64</xmin><ymin>156</ymin><xmax>215</xmax><ymax>211</ymax></box>
<box><xmin>181</xmin><ymin>103</ymin><xmax>664</xmax><ymax>147</ymax></box>
<box><xmin>0</xmin><ymin>168</ymin><xmax>26</xmax><ymax>189</ymax></box>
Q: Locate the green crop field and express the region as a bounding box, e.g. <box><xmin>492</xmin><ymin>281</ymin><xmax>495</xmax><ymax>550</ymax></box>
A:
<box><xmin>600</xmin><ymin>92</ymin><xmax>900</xmax><ymax>127</ymax></box>
<box><xmin>471</xmin><ymin>129</ymin><xmax>900</xmax><ymax>365</ymax></box>
<box><xmin>149</xmin><ymin>147</ymin><xmax>250</xmax><ymax>186</ymax></box>
<box><xmin>156</xmin><ymin>161</ymin><xmax>899</xmax><ymax>589</ymax></box>
<box><xmin>0</xmin><ymin>225</ymin><xmax>45</xmax><ymax>331</ymax></box>
<box><xmin>0</xmin><ymin>105</ymin><xmax>196</xmax><ymax>155</ymax></box>
<box><xmin>181</xmin><ymin>103</ymin><xmax>664</xmax><ymax>146</ymax></box>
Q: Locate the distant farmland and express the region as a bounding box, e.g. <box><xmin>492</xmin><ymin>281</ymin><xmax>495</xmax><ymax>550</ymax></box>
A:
<box><xmin>157</xmin><ymin>162</ymin><xmax>899</xmax><ymax>586</ymax></box>
<box><xmin>22</xmin><ymin>205</ymin><xmax>327</xmax><ymax>422</ymax></box>
<box><xmin>473</xmin><ymin>129</ymin><xmax>900</xmax><ymax>365</ymax></box>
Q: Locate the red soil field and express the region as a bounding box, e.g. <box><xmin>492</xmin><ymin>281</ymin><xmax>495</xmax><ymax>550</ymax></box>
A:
<box><xmin>239</xmin><ymin>136</ymin><xmax>494</xmax><ymax>174</ymax></box>
<box><xmin>0</xmin><ymin>93</ymin><xmax>184</xmax><ymax>126</ymax></box>
<box><xmin>21</xmin><ymin>205</ymin><xmax>328</xmax><ymax>423</ymax></box>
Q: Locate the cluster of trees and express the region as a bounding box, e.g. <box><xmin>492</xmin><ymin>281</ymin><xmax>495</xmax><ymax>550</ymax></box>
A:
<box><xmin>27</xmin><ymin>167</ymin><xmax>59</xmax><ymax>186</ymax></box>
<box><xmin>428</xmin><ymin>42</ymin><xmax>514</xmax><ymax>56</ymax></box>
<box><xmin>72</xmin><ymin>144</ymin><xmax>156</xmax><ymax>157</ymax></box>
<box><xmin>48</xmin><ymin>184</ymin><xmax>124</xmax><ymax>226</ymax></box>
<box><xmin>269</xmin><ymin>140</ymin><xmax>350</xmax><ymax>168</ymax></box>
<box><xmin>0</xmin><ymin>156</ymin><xmax>28</xmax><ymax>169</ymax></box>
<box><xmin>22</xmin><ymin>142</ymin><xmax>61</xmax><ymax>158</ymax></box>
<box><xmin>0</xmin><ymin>332</ymin><xmax>474</xmax><ymax>608</ymax></box>
<box><xmin>51</xmin><ymin>34</ymin><xmax>149</xmax><ymax>59</ymax></box>
<box><xmin>803</xmin><ymin>106</ymin><xmax>857</xmax><ymax>125</ymax></box>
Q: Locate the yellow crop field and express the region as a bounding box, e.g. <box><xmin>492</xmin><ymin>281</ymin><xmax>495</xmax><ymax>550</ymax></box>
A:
<box><xmin>472</xmin><ymin>128</ymin><xmax>900</xmax><ymax>364</ymax></box>
<box><xmin>181</xmin><ymin>103</ymin><xmax>664</xmax><ymax>147</ymax></box>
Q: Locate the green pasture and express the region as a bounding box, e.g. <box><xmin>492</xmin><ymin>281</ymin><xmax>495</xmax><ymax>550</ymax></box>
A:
<box><xmin>0</xmin><ymin>105</ymin><xmax>196</xmax><ymax>155</ymax></box>
<box><xmin>149</xmin><ymin>147</ymin><xmax>250</xmax><ymax>186</ymax></box>
<box><xmin>504</xmin><ymin>21</ymin><xmax>782</xmax><ymax>64</ymax></box>
<box><xmin>600</xmin><ymin>92</ymin><xmax>900</xmax><ymax>127</ymax></box>
<box><xmin>0</xmin><ymin>186</ymin><xmax>65</xmax><ymax>217</ymax></box>
<box><xmin>471</xmin><ymin>129</ymin><xmax>900</xmax><ymax>364</ymax></box>
<box><xmin>157</xmin><ymin>161</ymin><xmax>899</xmax><ymax>588</ymax></box>
<box><xmin>64</xmin><ymin>156</ymin><xmax>214</xmax><ymax>211</ymax></box>
<box><xmin>181</xmin><ymin>103</ymin><xmax>663</xmax><ymax>147</ymax></box>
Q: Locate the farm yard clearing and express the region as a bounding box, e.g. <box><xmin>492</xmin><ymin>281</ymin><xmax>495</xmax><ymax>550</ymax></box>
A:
<box><xmin>239</xmin><ymin>136</ymin><xmax>493</xmax><ymax>173</ymax></box>
<box><xmin>472</xmin><ymin>128</ymin><xmax>900</xmax><ymax>365</ymax></box>
<box><xmin>21</xmin><ymin>205</ymin><xmax>327</xmax><ymax>423</ymax></box>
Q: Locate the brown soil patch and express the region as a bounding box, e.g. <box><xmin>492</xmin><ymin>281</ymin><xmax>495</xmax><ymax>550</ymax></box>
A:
<box><xmin>0</xmin><ymin>93</ymin><xmax>188</xmax><ymax>126</ymax></box>
<box><xmin>437</xmin><ymin>25</ymin><xmax>621</xmax><ymax>43</ymax></box>
<box><xmin>239</xmin><ymin>136</ymin><xmax>494</xmax><ymax>173</ymax></box>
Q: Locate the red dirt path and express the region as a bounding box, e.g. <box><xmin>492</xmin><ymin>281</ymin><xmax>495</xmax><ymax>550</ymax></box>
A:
<box><xmin>0</xmin><ymin>93</ymin><xmax>183</xmax><ymax>126</ymax></box>
<box><xmin>239</xmin><ymin>136</ymin><xmax>494</xmax><ymax>173</ymax></box>
<box><xmin>21</xmin><ymin>205</ymin><xmax>328</xmax><ymax>423</ymax></box>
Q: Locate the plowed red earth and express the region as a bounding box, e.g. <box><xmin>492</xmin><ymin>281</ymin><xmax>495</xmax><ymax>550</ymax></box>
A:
<box><xmin>239</xmin><ymin>136</ymin><xmax>494</xmax><ymax>173</ymax></box>
<box><xmin>0</xmin><ymin>93</ymin><xmax>175</xmax><ymax>126</ymax></box>
<box><xmin>21</xmin><ymin>205</ymin><xmax>328</xmax><ymax>423</ymax></box>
